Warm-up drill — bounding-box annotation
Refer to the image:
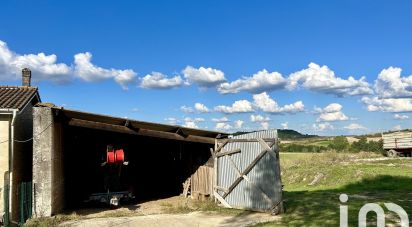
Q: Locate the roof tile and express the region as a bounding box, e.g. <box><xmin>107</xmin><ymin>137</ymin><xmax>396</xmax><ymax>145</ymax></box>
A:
<box><xmin>0</xmin><ymin>86</ymin><xmax>40</xmax><ymax>110</ymax></box>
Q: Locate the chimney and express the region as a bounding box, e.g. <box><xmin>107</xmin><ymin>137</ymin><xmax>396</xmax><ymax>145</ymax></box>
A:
<box><xmin>22</xmin><ymin>68</ymin><xmax>31</xmax><ymax>86</ymax></box>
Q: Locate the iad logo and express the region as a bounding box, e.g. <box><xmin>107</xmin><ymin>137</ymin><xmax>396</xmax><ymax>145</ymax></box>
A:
<box><xmin>339</xmin><ymin>194</ymin><xmax>409</xmax><ymax>227</ymax></box>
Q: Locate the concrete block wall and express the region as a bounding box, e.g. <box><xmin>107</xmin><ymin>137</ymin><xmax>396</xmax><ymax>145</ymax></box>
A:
<box><xmin>33</xmin><ymin>107</ymin><xmax>53</xmax><ymax>217</ymax></box>
<box><xmin>32</xmin><ymin>107</ymin><xmax>64</xmax><ymax>217</ymax></box>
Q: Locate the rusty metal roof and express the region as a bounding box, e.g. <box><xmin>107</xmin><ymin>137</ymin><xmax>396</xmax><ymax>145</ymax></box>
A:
<box><xmin>0</xmin><ymin>86</ymin><xmax>40</xmax><ymax>110</ymax></box>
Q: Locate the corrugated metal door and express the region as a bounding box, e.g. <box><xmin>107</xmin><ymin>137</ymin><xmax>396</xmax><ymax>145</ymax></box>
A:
<box><xmin>213</xmin><ymin>130</ymin><xmax>283</xmax><ymax>214</ymax></box>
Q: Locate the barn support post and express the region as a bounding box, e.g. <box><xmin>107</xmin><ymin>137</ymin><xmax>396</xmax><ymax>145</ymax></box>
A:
<box><xmin>32</xmin><ymin>107</ymin><xmax>64</xmax><ymax>217</ymax></box>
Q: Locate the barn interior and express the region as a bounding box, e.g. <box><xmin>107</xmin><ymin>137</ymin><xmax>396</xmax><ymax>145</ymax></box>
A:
<box><xmin>33</xmin><ymin>106</ymin><xmax>223</xmax><ymax>214</ymax></box>
<box><xmin>63</xmin><ymin>126</ymin><xmax>213</xmax><ymax>208</ymax></box>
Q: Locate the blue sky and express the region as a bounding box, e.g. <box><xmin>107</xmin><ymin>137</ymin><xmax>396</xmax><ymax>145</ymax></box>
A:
<box><xmin>1</xmin><ymin>0</ymin><xmax>411</xmax><ymax>135</ymax></box>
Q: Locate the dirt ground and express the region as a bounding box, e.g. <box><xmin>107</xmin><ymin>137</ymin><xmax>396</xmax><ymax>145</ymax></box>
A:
<box><xmin>60</xmin><ymin>212</ymin><xmax>280</xmax><ymax>227</ymax></box>
<box><xmin>58</xmin><ymin>196</ymin><xmax>280</xmax><ymax>227</ymax></box>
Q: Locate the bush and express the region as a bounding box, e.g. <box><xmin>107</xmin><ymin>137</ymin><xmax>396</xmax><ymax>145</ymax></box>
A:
<box><xmin>351</xmin><ymin>137</ymin><xmax>368</xmax><ymax>152</ymax></box>
<box><xmin>280</xmin><ymin>144</ymin><xmax>328</xmax><ymax>153</ymax></box>
<box><xmin>350</xmin><ymin>137</ymin><xmax>384</xmax><ymax>153</ymax></box>
<box><xmin>328</xmin><ymin>136</ymin><xmax>350</xmax><ymax>152</ymax></box>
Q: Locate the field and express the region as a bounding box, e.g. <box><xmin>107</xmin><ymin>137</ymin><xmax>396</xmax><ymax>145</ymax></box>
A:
<box><xmin>26</xmin><ymin>151</ymin><xmax>412</xmax><ymax>226</ymax></box>
<box><xmin>256</xmin><ymin>152</ymin><xmax>412</xmax><ymax>226</ymax></box>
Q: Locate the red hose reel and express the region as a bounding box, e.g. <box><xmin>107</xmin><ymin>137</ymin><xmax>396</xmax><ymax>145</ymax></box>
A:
<box><xmin>107</xmin><ymin>148</ymin><xmax>125</xmax><ymax>164</ymax></box>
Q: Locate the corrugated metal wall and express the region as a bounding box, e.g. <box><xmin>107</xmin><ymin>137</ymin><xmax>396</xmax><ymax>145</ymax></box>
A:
<box><xmin>215</xmin><ymin>130</ymin><xmax>283</xmax><ymax>213</ymax></box>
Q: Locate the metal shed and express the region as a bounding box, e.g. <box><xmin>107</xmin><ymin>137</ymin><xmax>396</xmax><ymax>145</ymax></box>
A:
<box><xmin>212</xmin><ymin>130</ymin><xmax>283</xmax><ymax>214</ymax></box>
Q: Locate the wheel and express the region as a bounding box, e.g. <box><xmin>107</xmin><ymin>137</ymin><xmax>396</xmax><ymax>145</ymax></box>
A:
<box><xmin>387</xmin><ymin>149</ymin><xmax>398</xmax><ymax>158</ymax></box>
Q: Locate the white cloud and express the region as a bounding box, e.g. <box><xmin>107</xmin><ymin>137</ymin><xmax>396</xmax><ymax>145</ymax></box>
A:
<box><xmin>374</xmin><ymin>67</ymin><xmax>412</xmax><ymax>98</ymax></box>
<box><xmin>183</xmin><ymin>121</ymin><xmax>198</xmax><ymax>129</ymax></box>
<box><xmin>318</xmin><ymin>112</ymin><xmax>348</xmax><ymax>122</ymax></box>
<box><xmin>281</xmin><ymin>122</ymin><xmax>288</xmax><ymax>129</ymax></box>
<box><xmin>217</xmin><ymin>69</ymin><xmax>287</xmax><ymax>94</ymax></box>
<box><xmin>287</xmin><ymin>62</ymin><xmax>372</xmax><ymax>96</ymax></box>
<box><xmin>215</xmin><ymin>122</ymin><xmax>232</xmax><ymax>130</ymax></box>
<box><xmin>139</xmin><ymin>72</ymin><xmax>185</xmax><ymax>89</ymax></box>
<box><xmin>315</xmin><ymin>103</ymin><xmax>343</xmax><ymax>113</ymax></box>
<box><xmin>164</xmin><ymin>117</ymin><xmax>179</xmax><ymax>125</ymax></box>
<box><xmin>74</xmin><ymin>52</ymin><xmax>137</xmax><ymax>90</ymax></box>
<box><xmin>312</xmin><ymin>122</ymin><xmax>334</xmax><ymax>131</ymax></box>
<box><xmin>361</xmin><ymin>96</ymin><xmax>412</xmax><ymax>112</ymax></box>
<box><xmin>194</xmin><ymin>103</ymin><xmax>210</xmax><ymax>113</ymax></box>
<box><xmin>252</xmin><ymin>92</ymin><xmax>304</xmax><ymax>113</ymax></box>
<box><xmin>344</xmin><ymin>123</ymin><xmax>366</xmax><ymax>130</ymax></box>
<box><xmin>180</xmin><ymin>105</ymin><xmax>194</xmax><ymax>113</ymax></box>
<box><xmin>315</xmin><ymin>103</ymin><xmax>348</xmax><ymax>122</ymax></box>
<box><xmin>131</xmin><ymin>108</ymin><xmax>139</xmax><ymax>112</ymax></box>
<box><xmin>183</xmin><ymin>66</ymin><xmax>226</xmax><ymax>87</ymax></box>
<box><xmin>260</xmin><ymin>122</ymin><xmax>270</xmax><ymax>130</ymax></box>
<box><xmin>0</xmin><ymin>40</ymin><xmax>71</xmax><ymax>83</ymax></box>
<box><xmin>234</xmin><ymin>120</ymin><xmax>244</xmax><ymax>129</ymax></box>
<box><xmin>393</xmin><ymin>125</ymin><xmax>402</xmax><ymax>131</ymax></box>
<box><xmin>250</xmin><ymin>114</ymin><xmax>270</xmax><ymax>122</ymax></box>
<box><xmin>394</xmin><ymin>114</ymin><xmax>409</xmax><ymax>120</ymax></box>
<box><xmin>182</xmin><ymin>117</ymin><xmax>204</xmax><ymax>129</ymax></box>
<box><xmin>0</xmin><ymin>40</ymin><xmax>139</xmax><ymax>89</ymax></box>
<box><xmin>211</xmin><ymin>117</ymin><xmax>229</xmax><ymax>122</ymax></box>
<box><xmin>184</xmin><ymin>117</ymin><xmax>205</xmax><ymax>122</ymax></box>
<box><xmin>214</xmin><ymin>100</ymin><xmax>254</xmax><ymax>114</ymax></box>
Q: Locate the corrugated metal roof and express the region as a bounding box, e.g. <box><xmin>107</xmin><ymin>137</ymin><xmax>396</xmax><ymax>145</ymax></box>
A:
<box><xmin>0</xmin><ymin>86</ymin><xmax>40</xmax><ymax>110</ymax></box>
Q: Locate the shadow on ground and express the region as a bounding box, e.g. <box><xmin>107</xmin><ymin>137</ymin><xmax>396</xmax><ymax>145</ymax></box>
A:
<box><xmin>270</xmin><ymin>175</ymin><xmax>412</xmax><ymax>226</ymax></box>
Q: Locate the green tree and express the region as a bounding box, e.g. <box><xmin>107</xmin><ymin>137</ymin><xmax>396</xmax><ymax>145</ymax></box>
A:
<box><xmin>328</xmin><ymin>136</ymin><xmax>349</xmax><ymax>152</ymax></box>
<box><xmin>351</xmin><ymin>136</ymin><xmax>368</xmax><ymax>152</ymax></box>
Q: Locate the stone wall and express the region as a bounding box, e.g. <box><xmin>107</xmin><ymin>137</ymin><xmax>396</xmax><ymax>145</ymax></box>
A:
<box><xmin>32</xmin><ymin>107</ymin><xmax>64</xmax><ymax>217</ymax></box>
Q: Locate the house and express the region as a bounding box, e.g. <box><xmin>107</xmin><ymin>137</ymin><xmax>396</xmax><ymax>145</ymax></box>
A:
<box><xmin>0</xmin><ymin>68</ymin><xmax>40</xmax><ymax>224</ymax></box>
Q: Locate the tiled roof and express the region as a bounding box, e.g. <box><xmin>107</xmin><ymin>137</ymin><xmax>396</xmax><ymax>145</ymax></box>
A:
<box><xmin>0</xmin><ymin>86</ymin><xmax>40</xmax><ymax>110</ymax></box>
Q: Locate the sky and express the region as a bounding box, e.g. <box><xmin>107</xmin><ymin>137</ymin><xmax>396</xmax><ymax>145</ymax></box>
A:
<box><xmin>0</xmin><ymin>0</ymin><xmax>411</xmax><ymax>135</ymax></box>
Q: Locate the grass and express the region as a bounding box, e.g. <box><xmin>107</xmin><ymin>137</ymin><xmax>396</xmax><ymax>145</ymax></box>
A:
<box><xmin>26</xmin><ymin>151</ymin><xmax>412</xmax><ymax>226</ymax></box>
<box><xmin>25</xmin><ymin>213</ymin><xmax>80</xmax><ymax>227</ymax></box>
<box><xmin>254</xmin><ymin>152</ymin><xmax>412</xmax><ymax>226</ymax></box>
<box><xmin>161</xmin><ymin>198</ymin><xmax>243</xmax><ymax>215</ymax></box>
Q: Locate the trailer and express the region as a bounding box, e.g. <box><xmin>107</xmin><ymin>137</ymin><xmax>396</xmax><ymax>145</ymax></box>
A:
<box><xmin>382</xmin><ymin>131</ymin><xmax>412</xmax><ymax>157</ymax></box>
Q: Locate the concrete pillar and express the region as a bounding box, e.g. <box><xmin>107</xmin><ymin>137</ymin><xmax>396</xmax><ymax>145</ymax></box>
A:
<box><xmin>33</xmin><ymin>107</ymin><xmax>65</xmax><ymax>217</ymax></box>
<box><xmin>33</xmin><ymin>107</ymin><xmax>53</xmax><ymax>217</ymax></box>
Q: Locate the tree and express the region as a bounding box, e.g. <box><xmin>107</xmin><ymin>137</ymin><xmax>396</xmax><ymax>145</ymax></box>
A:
<box><xmin>328</xmin><ymin>136</ymin><xmax>349</xmax><ymax>152</ymax></box>
<box><xmin>352</xmin><ymin>136</ymin><xmax>368</xmax><ymax>152</ymax></box>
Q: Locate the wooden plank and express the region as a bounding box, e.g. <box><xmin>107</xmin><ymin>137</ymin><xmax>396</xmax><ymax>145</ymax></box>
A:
<box><xmin>214</xmin><ymin>140</ymin><xmax>229</xmax><ymax>153</ymax></box>
<box><xmin>191</xmin><ymin>166</ymin><xmax>213</xmax><ymax>196</ymax></box>
<box><xmin>209</xmin><ymin>148</ymin><xmax>215</xmax><ymax>158</ymax></box>
<box><xmin>183</xmin><ymin>178</ymin><xmax>191</xmax><ymax>198</ymax></box>
<box><xmin>226</xmin><ymin>155</ymin><xmax>276</xmax><ymax>207</ymax></box>
<box><xmin>68</xmin><ymin>118</ymin><xmax>215</xmax><ymax>144</ymax></box>
<box><xmin>213</xmin><ymin>191</ymin><xmax>232</xmax><ymax>208</ymax></box>
<box><xmin>216</xmin><ymin>148</ymin><xmax>241</xmax><ymax>157</ymax></box>
<box><xmin>223</xmin><ymin>148</ymin><xmax>268</xmax><ymax>199</ymax></box>
<box><xmin>213</xmin><ymin>139</ymin><xmax>218</xmax><ymax>201</ymax></box>
<box><xmin>258</xmin><ymin>138</ymin><xmax>278</xmax><ymax>160</ymax></box>
<box><xmin>214</xmin><ymin>186</ymin><xmax>229</xmax><ymax>193</ymax></box>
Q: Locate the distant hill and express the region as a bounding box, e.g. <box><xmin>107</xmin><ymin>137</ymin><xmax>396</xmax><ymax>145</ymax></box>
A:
<box><xmin>232</xmin><ymin>129</ymin><xmax>318</xmax><ymax>140</ymax></box>
<box><xmin>277</xmin><ymin>129</ymin><xmax>318</xmax><ymax>140</ymax></box>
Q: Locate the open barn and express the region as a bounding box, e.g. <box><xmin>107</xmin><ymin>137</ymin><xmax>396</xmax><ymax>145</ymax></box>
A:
<box><xmin>32</xmin><ymin>105</ymin><xmax>224</xmax><ymax>216</ymax></box>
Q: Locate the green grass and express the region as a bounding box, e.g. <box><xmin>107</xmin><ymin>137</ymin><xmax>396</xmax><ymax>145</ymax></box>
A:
<box><xmin>161</xmin><ymin>199</ymin><xmax>243</xmax><ymax>215</ymax></box>
<box><xmin>254</xmin><ymin>152</ymin><xmax>412</xmax><ymax>226</ymax></box>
